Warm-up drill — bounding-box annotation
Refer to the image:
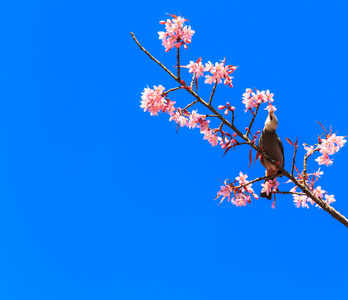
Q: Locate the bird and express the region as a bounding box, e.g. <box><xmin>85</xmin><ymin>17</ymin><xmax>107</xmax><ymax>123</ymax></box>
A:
<box><xmin>258</xmin><ymin>110</ymin><xmax>284</xmax><ymax>200</ymax></box>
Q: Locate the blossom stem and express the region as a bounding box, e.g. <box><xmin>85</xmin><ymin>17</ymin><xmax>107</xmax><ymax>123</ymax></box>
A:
<box><xmin>177</xmin><ymin>47</ymin><xmax>180</xmax><ymax>80</ymax></box>
<box><xmin>208</xmin><ymin>81</ymin><xmax>218</xmax><ymax>106</ymax></box>
<box><xmin>246</xmin><ymin>104</ymin><xmax>260</xmax><ymax>136</ymax></box>
<box><xmin>291</xmin><ymin>139</ymin><xmax>298</xmax><ymax>176</ymax></box>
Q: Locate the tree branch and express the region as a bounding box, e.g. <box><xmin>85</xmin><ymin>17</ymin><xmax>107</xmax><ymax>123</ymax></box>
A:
<box><xmin>131</xmin><ymin>32</ymin><xmax>348</xmax><ymax>228</ymax></box>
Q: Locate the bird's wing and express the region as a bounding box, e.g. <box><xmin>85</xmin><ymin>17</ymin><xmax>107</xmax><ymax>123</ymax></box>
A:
<box><xmin>258</xmin><ymin>131</ymin><xmax>265</xmax><ymax>166</ymax></box>
<box><xmin>277</xmin><ymin>135</ymin><xmax>285</xmax><ymax>167</ymax></box>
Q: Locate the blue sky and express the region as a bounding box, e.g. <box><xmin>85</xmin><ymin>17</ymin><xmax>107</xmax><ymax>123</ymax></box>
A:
<box><xmin>0</xmin><ymin>1</ymin><xmax>348</xmax><ymax>299</ymax></box>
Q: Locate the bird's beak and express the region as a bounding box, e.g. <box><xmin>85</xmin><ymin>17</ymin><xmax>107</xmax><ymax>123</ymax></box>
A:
<box><xmin>269</xmin><ymin>112</ymin><xmax>273</xmax><ymax>121</ymax></box>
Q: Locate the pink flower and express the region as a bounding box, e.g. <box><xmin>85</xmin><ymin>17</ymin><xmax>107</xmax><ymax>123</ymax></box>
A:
<box><xmin>187</xmin><ymin>110</ymin><xmax>202</xmax><ymax>129</ymax></box>
<box><xmin>265</xmin><ymin>90</ymin><xmax>274</xmax><ymax>102</ymax></box>
<box><xmin>255</xmin><ymin>90</ymin><xmax>266</xmax><ymax>104</ymax></box>
<box><xmin>303</xmin><ymin>144</ymin><xmax>314</xmax><ymax>156</ymax></box>
<box><xmin>293</xmin><ymin>194</ymin><xmax>310</xmax><ymax>208</ymax></box>
<box><xmin>261</xmin><ymin>180</ymin><xmax>273</xmax><ymax>196</ymax></box>
<box><xmin>319</xmin><ymin>134</ymin><xmax>346</xmax><ymax>155</ymax></box>
<box><xmin>203</xmin><ymin>129</ymin><xmax>219</xmax><ymax>147</ymax></box>
<box><xmin>233</xmin><ymin>193</ymin><xmax>249</xmax><ymax>207</ymax></box>
<box><xmin>203</xmin><ymin>60</ymin><xmax>235</xmax><ymax>87</ymax></box>
<box><xmin>158</xmin><ymin>15</ymin><xmax>194</xmax><ymax>52</ymax></box>
<box><xmin>310</xmin><ymin>168</ymin><xmax>323</xmax><ymax>178</ymax></box>
<box><xmin>272</xmin><ymin>178</ymin><xmax>279</xmax><ymax>191</ymax></box>
<box><xmin>325</xmin><ymin>194</ymin><xmax>336</xmax><ymax>205</ymax></box>
<box><xmin>169</xmin><ymin>111</ymin><xmax>187</xmax><ymax>127</ymax></box>
<box><xmin>313</xmin><ymin>186</ymin><xmax>326</xmax><ymax>199</ymax></box>
<box><xmin>242</xmin><ymin>90</ymin><xmax>257</xmax><ymax>111</ymax></box>
<box><xmin>140</xmin><ymin>85</ymin><xmax>167</xmax><ymax>116</ymax></box>
<box><xmin>315</xmin><ymin>153</ymin><xmax>333</xmax><ymax>166</ymax></box>
<box><xmin>215</xmin><ymin>181</ymin><xmax>233</xmax><ymax>203</ymax></box>
<box><xmin>236</xmin><ymin>172</ymin><xmax>248</xmax><ymax>184</ymax></box>
<box><xmin>186</xmin><ymin>60</ymin><xmax>204</xmax><ymax>78</ymax></box>
<box><xmin>264</xmin><ymin>103</ymin><xmax>277</xmax><ymax>113</ymax></box>
<box><xmin>197</xmin><ymin>118</ymin><xmax>210</xmax><ymax>133</ymax></box>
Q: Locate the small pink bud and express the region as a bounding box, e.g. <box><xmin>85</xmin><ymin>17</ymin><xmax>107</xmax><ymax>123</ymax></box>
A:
<box><xmin>224</xmin><ymin>109</ymin><xmax>229</xmax><ymax>115</ymax></box>
<box><xmin>245</xmin><ymin>127</ymin><xmax>249</xmax><ymax>131</ymax></box>
<box><xmin>218</xmin><ymin>105</ymin><xmax>226</xmax><ymax>110</ymax></box>
<box><xmin>181</xmin><ymin>79</ymin><xmax>185</xmax><ymax>85</ymax></box>
<box><xmin>181</xmin><ymin>86</ymin><xmax>184</xmax><ymax>89</ymax></box>
<box><xmin>230</xmin><ymin>106</ymin><xmax>235</xmax><ymax>111</ymax></box>
<box><xmin>226</xmin><ymin>102</ymin><xmax>230</xmax><ymax>106</ymax></box>
<box><xmin>159</xmin><ymin>21</ymin><xmax>166</xmax><ymax>24</ymax></box>
<box><xmin>233</xmin><ymin>133</ymin><xmax>237</xmax><ymax>138</ymax></box>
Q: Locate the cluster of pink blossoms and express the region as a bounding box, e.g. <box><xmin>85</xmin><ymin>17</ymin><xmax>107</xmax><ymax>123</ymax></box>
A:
<box><xmin>215</xmin><ymin>172</ymin><xmax>259</xmax><ymax>207</ymax></box>
<box><xmin>242</xmin><ymin>88</ymin><xmax>275</xmax><ymax>112</ymax></box>
<box><xmin>288</xmin><ymin>168</ymin><xmax>336</xmax><ymax>208</ymax></box>
<box><xmin>140</xmin><ymin>85</ymin><xmax>225</xmax><ymax>147</ymax></box>
<box><xmin>158</xmin><ymin>15</ymin><xmax>195</xmax><ymax>52</ymax></box>
<box><xmin>315</xmin><ymin>134</ymin><xmax>346</xmax><ymax>166</ymax></box>
<box><xmin>185</xmin><ymin>59</ymin><xmax>237</xmax><ymax>87</ymax></box>
<box><xmin>140</xmin><ymin>85</ymin><xmax>175</xmax><ymax>116</ymax></box>
<box><xmin>303</xmin><ymin>133</ymin><xmax>346</xmax><ymax>167</ymax></box>
<box><xmin>260</xmin><ymin>178</ymin><xmax>279</xmax><ymax>197</ymax></box>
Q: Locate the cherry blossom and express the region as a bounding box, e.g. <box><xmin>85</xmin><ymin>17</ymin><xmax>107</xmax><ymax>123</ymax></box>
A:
<box><xmin>310</xmin><ymin>168</ymin><xmax>323</xmax><ymax>178</ymax></box>
<box><xmin>265</xmin><ymin>90</ymin><xmax>274</xmax><ymax>102</ymax></box>
<box><xmin>158</xmin><ymin>15</ymin><xmax>195</xmax><ymax>52</ymax></box>
<box><xmin>169</xmin><ymin>111</ymin><xmax>187</xmax><ymax>127</ymax></box>
<box><xmin>303</xmin><ymin>144</ymin><xmax>314</xmax><ymax>156</ymax></box>
<box><xmin>215</xmin><ymin>181</ymin><xmax>233</xmax><ymax>203</ymax></box>
<box><xmin>185</xmin><ymin>59</ymin><xmax>204</xmax><ymax>78</ymax></box>
<box><xmin>325</xmin><ymin>194</ymin><xmax>336</xmax><ymax>205</ymax></box>
<box><xmin>187</xmin><ymin>110</ymin><xmax>202</xmax><ymax>129</ymax></box>
<box><xmin>315</xmin><ymin>152</ymin><xmax>333</xmax><ymax>166</ymax></box>
<box><xmin>203</xmin><ymin>129</ymin><xmax>220</xmax><ymax>147</ymax></box>
<box><xmin>293</xmin><ymin>194</ymin><xmax>310</xmax><ymax>208</ymax></box>
<box><xmin>236</xmin><ymin>172</ymin><xmax>248</xmax><ymax>184</ymax></box>
<box><xmin>260</xmin><ymin>178</ymin><xmax>279</xmax><ymax>196</ymax></box>
<box><xmin>242</xmin><ymin>88</ymin><xmax>275</xmax><ymax>112</ymax></box>
<box><xmin>204</xmin><ymin>60</ymin><xmax>236</xmax><ymax>87</ymax></box>
<box><xmin>264</xmin><ymin>103</ymin><xmax>277</xmax><ymax>113</ymax></box>
<box><xmin>140</xmin><ymin>85</ymin><xmax>167</xmax><ymax>116</ymax></box>
<box><xmin>313</xmin><ymin>186</ymin><xmax>326</xmax><ymax>199</ymax></box>
<box><xmin>319</xmin><ymin>134</ymin><xmax>346</xmax><ymax>155</ymax></box>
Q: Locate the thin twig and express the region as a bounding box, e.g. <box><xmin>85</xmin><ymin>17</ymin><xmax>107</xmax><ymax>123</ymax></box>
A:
<box><xmin>165</xmin><ymin>87</ymin><xmax>181</xmax><ymax>95</ymax></box>
<box><xmin>177</xmin><ymin>47</ymin><xmax>180</xmax><ymax>80</ymax></box>
<box><xmin>190</xmin><ymin>73</ymin><xmax>195</xmax><ymax>88</ymax></box>
<box><xmin>291</xmin><ymin>139</ymin><xmax>298</xmax><ymax>176</ymax></box>
<box><xmin>302</xmin><ymin>148</ymin><xmax>319</xmax><ymax>186</ymax></box>
<box><xmin>235</xmin><ymin>174</ymin><xmax>280</xmax><ymax>190</ymax></box>
<box><xmin>182</xmin><ymin>100</ymin><xmax>198</xmax><ymax>111</ymax></box>
<box><xmin>130</xmin><ymin>32</ymin><xmax>178</xmax><ymax>82</ymax></box>
<box><xmin>246</xmin><ymin>104</ymin><xmax>260</xmax><ymax>136</ymax></box>
<box><xmin>274</xmin><ymin>191</ymin><xmax>306</xmax><ymax>196</ymax></box>
<box><xmin>208</xmin><ymin>81</ymin><xmax>218</xmax><ymax>106</ymax></box>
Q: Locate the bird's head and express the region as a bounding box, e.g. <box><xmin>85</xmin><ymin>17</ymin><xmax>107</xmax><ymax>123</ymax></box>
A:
<box><xmin>265</xmin><ymin>111</ymin><xmax>278</xmax><ymax>131</ymax></box>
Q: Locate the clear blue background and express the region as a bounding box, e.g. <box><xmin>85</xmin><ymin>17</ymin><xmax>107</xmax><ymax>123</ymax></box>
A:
<box><xmin>0</xmin><ymin>1</ymin><xmax>347</xmax><ymax>299</ymax></box>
